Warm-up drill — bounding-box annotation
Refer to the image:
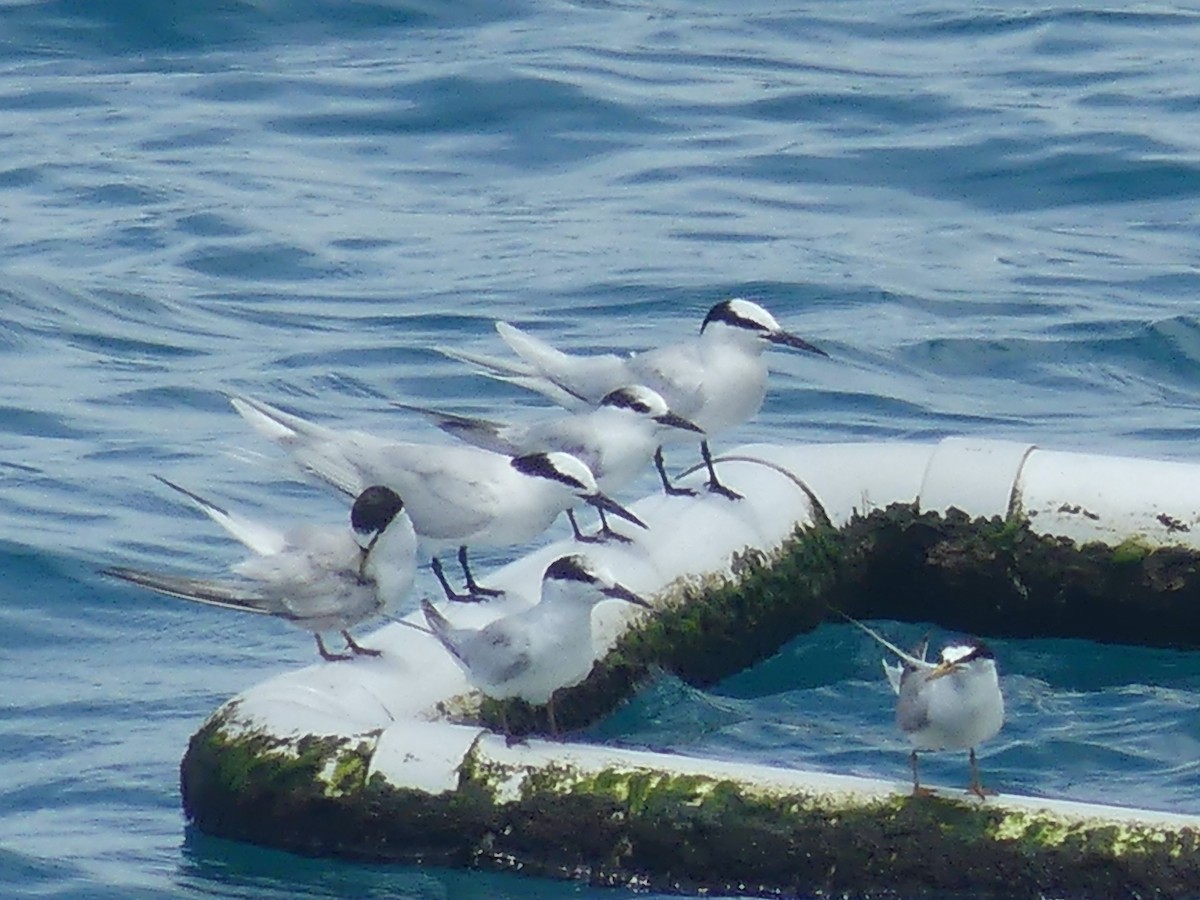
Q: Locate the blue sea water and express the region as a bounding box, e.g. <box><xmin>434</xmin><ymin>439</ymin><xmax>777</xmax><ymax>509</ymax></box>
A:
<box><xmin>2</xmin><ymin>0</ymin><xmax>1200</xmax><ymax>896</ymax></box>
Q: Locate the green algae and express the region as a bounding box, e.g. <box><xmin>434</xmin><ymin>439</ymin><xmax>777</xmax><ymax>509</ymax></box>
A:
<box><xmin>482</xmin><ymin>503</ymin><xmax>1200</xmax><ymax>739</ymax></box>
<box><xmin>182</xmin><ymin>719</ymin><xmax>1200</xmax><ymax>897</ymax></box>
<box><xmin>180</xmin><ymin>503</ymin><xmax>1200</xmax><ymax>896</ymax></box>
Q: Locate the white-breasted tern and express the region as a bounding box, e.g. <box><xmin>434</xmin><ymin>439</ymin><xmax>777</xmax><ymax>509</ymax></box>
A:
<box><xmin>441</xmin><ymin>298</ymin><xmax>827</xmax><ymax>500</ymax></box>
<box><xmin>229</xmin><ymin>394</ymin><xmax>648</xmax><ymax>602</ymax></box>
<box><xmin>103</xmin><ymin>478</ymin><xmax>415</xmax><ymax>661</ymax></box>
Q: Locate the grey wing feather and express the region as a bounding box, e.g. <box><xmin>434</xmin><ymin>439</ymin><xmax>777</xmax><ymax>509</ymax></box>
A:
<box><xmin>394</xmin><ymin>403</ymin><xmax>521</xmax><ymax>456</ymax></box>
<box><xmin>103</xmin><ymin>567</ymin><xmax>280</xmax><ymax>616</ymax></box>
<box><xmin>467</xmin><ymin>624</ymin><xmax>535</xmax><ymax>687</ymax></box>
<box><xmin>895</xmin><ymin>669</ymin><xmax>931</xmax><ymax>734</ymax></box>
<box><xmin>375</xmin><ymin>446</ymin><xmax>500</xmax><ymax>540</ymax></box>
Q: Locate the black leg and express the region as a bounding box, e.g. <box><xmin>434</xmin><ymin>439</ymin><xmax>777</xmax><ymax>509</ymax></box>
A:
<box><xmin>431</xmin><ymin>557</ymin><xmax>476</xmax><ymax>603</ymax></box>
<box><xmin>571</xmin><ymin>507</ymin><xmax>633</xmax><ymax>544</ymax></box>
<box><xmin>568</xmin><ymin>508</ymin><xmax>603</xmax><ymax>543</ymax></box>
<box><xmin>315</xmin><ymin>633</ymin><xmax>352</xmax><ymax>662</ymax></box>
<box><xmin>459</xmin><ymin>546</ymin><xmax>504</xmax><ymax>598</ymax></box>
<box><xmin>596</xmin><ymin>506</ymin><xmax>633</xmax><ymax>544</ymax></box>
<box><xmin>342</xmin><ymin>630</ymin><xmax>381</xmax><ymax>657</ymax></box>
<box><xmin>702</xmin><ymin>440</ymin><xmax>743</xmax><ymax>501</ymax></box>
<box><xmin>655</xmin><ymin>446</ymin><xmax>697</xmax><ymax>497</ymax></box>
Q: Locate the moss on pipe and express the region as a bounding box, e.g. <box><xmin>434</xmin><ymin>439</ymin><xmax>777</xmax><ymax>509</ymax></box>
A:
<box><xmin>484</xmin><ymin>503</ymin><xmax>1200</xmax><ymax>737</ymax></box>
<box><xmin>181</xmin><ymin>503</ymin><xmax>1200</xmax><ymax>895</ymax></box>
<box><xmin>182</xmin><ymin>720</ymin><xmax>1200</xmax><ymax>897</ymax></box>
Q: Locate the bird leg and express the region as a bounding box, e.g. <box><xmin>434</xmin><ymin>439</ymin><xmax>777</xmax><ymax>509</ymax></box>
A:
<box><xmin>458</xmin><ymin>546</ymin><xmax>504</xmax><ymax>598</ymax></box>
<box><xmin>596</xmin><ymin>506</ymin><xmax>633</xmax><ymax>543</ymax></box>
<box><xmin>654</xmin><ymin>446</ymin><xmax>698</xmax><ymax>497</ymax></box>
<box><xmin>568</xmin><ymin>508</ymin><xmax>604</xmax><ymax>543</ymax></box>
<box><xmin>431</xmin><ymin>553</ymin><xmax>501</xmax><ymax>603</ymax></box>
<box><xmin>431</xmin><ymin>557</ymin><xmax>477</xmax><ymax>603</ymax></box>
<box><xmin>967</xmin><ymin>748</ymin><xmax>995</xmax><ymax>799</ymax></box>
<box><xmin>701</xmin><ymin>440</ymin><xmax>743</xmax><ymax>501</ymax></box>
<box><xmin>314</xmin><ymin>633</ymin><xmax>352</xmax><ymax>662</ymax></box>
<box><xmin>569</xmin><ymin>508</ymin><xmax>633</xmax><ymax>544</ymax></box>
<box><xmin>547</xmin><ymin>696</ymin><xmax>559</xmax><ymax>736</ymax></box>
<box><xmin>342</xmin><ymin>630</ymin><xmax>381</xmax><ymax>657</ymax></box>
<box><xmin>910</xmin><ymin>750</ymin><xmax>935</xmax><ymax>797</ymax></box>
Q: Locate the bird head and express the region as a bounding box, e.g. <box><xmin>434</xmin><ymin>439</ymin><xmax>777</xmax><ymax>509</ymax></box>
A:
<box><xmin>511</xmin><ymin>452</ymin><xmax>649</xmax><ymax>531</ymax></box>
<box><xmin>927</xmin><ymin>639</ymin><xmax>996</xmax><ymax>680</ymax></box>
<box><xmin>350</xmin><ymin>485</ymin><xmax>408</xmax><ymax>551</ymax></box>
<box><xmin>599</xmin><ymin>385</ymin><xmax>704</xmax><ymax>434</ymax></box>
<box><xmin>541</xmin><ymin>554</ymin><xmax>652</xmax><ymax>609</ymax></box>
<box><xmin>700</xmin><ymin>298</ymin><xmax>828</xmax><ymax>357</ymax></box>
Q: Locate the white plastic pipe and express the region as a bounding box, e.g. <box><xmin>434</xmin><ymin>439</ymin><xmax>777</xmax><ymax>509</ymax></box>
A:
<box><xmin>187</xmin><ymin>437</ymin><xmax>1200</xmax><ymax>880</ymax></box>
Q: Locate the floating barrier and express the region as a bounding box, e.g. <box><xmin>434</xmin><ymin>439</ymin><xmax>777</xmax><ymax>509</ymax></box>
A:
<box><xmin>181</xmin><ymin>438</ymin><xmax>1200</xmax><ymax>897</ymax></box>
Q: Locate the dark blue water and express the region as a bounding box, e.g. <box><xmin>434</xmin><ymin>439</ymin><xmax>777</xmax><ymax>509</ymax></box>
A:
<box><xmin>3</xmin><ymin>1</ymin><xmax>1200</xmax><ymax>896</ymax></box>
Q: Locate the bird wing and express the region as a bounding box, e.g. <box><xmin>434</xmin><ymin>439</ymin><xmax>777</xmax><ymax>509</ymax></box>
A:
<box><xmin>837</xmin><ymin>612</ymin><xmax>935</xmax><ymax>671</ymax></box>
<box><xmin>153</xmin><ymin>475</ymin><xmax>287</xmax><ymax>557</ymax></box>
<box><xmin>393</xmin><ymin>402</ymin><xmax>523</xmax><ymax>457</ymax></box>
<box><xmin>882</xmin><ymin>631</ymin><xmax>930</xmax><ymax>694</ymax></box>
<box><xmin>102</xmin><ymin>566</ymin><xmax>285</xmax><ymax>616</ymax></box>
<box><xmin>627</xmin><ymin>342</ymin><xmax>706</xmax><ymax>417</ymax></box>
<box><xmin>231</xmin><ymin>533</ymin><xmax>370</xmax><ymax>619</ymax></box>
<box><xmin>362</xmin><ymin>443</ymin><xmax>500</xmax><ymax>541</ymax></box>
<box><xmin>230</xmin><ymin>395</ymin><xmax>364</xmax><ymax>497</ymax></box>
<box><xmin>438</xmin><ymin>345</ymin><xmax>594</xmax><ymax>411</ymax></box>
<box><xmin>495</xmin><ymin>322</ymin><xmax>627</xmax><ymax>407</ymax></box>
<box><xmin>420</xmin><ymin>599</ymin><xmax>460</xmax><ymax>655</ymax></box>
<box><xmin>896</xmin><ymin>668</ymin><xmax>933</xmax><ymax>734</ymax></box>
<box><xmin>882</xmin><ymin>660</ymin><xmax>903</xmax><ymax>695</ymax></box>
<box><xmin>466</xmin><ymin>623</ymin><xmax>535</xmax><ymax>687</ymax></box>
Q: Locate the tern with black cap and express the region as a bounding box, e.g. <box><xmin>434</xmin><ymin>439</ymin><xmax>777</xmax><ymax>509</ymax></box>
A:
<box><xmin>103</xmin><ymin>478</ymin><xmax>416</xmax><ymax>661</ymax></box>
<box><xmin>441</xmin><ymin>298</ymin><xmax>827</xmax><ymax>499</ymax></box>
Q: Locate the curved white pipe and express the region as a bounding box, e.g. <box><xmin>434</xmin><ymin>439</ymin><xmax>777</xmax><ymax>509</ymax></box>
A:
<box><xmin>195</xmin><ymin>437</ymin><xmax>1200</xmax><ymax>839</ymax></box>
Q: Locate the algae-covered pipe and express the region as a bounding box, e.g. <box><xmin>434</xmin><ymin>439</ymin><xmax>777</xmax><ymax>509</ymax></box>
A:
<box><xmin>183</xmin><ymin>718</ymin><xmax>1200</xmax><ymax>897</ymax></box>
<box><xmin>180</xmin><ymin>439</ymin><xmax>1200</xmax><ymax>896</ymax></box>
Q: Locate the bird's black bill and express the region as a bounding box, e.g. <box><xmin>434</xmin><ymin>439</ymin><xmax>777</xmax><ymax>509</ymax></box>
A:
<box><xmin>653</xmin><ymin>411</ymin><xmax>704</xmax><ymax>434</ymax></box>
<box><xmin>586</xmin><ymin>493</ymin><xmax>648</xmax><ymax>530</ymax></box>
<box><xmin>603</xmin><ymin>582</ymin><xmax>652</xmax><ymax>609</ymax></box>
<box><xmin>768</xmin><ymin>331</ymin><xmax>829</xmax><ymax>357</ymax></box>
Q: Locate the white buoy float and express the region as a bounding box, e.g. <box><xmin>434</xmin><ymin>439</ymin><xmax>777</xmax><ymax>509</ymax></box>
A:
<box><xmin>181</xmin><ymin>438</ymin><xmax>1200</xmax><ymax>897</ymax></box>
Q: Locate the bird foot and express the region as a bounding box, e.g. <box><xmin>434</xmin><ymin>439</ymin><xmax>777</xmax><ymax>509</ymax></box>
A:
<box><xmin>706</xmin><ymin>481</ymin><xmax>744</xmax><ymax>501</ymax></box>
<box><xmin>662</xmin><ymin>483</ymin><xmax>698</xmax><ymax>498</ymax></box>
<box><xmin>464</xmin><ymin>583</ymin><xmax>504</xmax><ymax>599</ymax></box>
<box><xmin>967</xmin><ymin>783</ymin><xmax>996</xmax><ymax>800</ymax></box>
<box><xmin>599</xmin><ymin>527</ymin><xmax>634</xmax><ymax>544</ymax></box>
<box><xmin>315</xmin><ymin>634</ymin><xmax>354</xmax><ymax>662</ymax></box>
<box><xmin>342</xmin><ymin>632</ymin><xmax>382</xmax><ymax>657</ymax></box>
<box><xmin>446</xmin><ymin>590</ymin><xmax>501</xmax><ymax>604</ymax></box>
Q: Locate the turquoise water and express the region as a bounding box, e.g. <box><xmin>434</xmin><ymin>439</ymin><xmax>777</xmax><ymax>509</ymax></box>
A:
<box><xmin>3</xmin><ymin>1</ymin><xmax>1200</xmax><ymax>896</ymax></box>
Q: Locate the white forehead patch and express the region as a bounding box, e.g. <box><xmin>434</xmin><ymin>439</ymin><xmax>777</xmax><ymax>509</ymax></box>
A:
<box><xmin>940</xmin><ymin>644</ymin><xmax>976</xmax><ymax>664</ymax></box>
<box><xmin>727</xmin><ymin>298</ymin><xmax>781</xmax><ymax>331</ymax></box>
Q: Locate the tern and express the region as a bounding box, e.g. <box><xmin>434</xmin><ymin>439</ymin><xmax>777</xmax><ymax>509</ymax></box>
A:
<box><xmin>394</xmin><ymin>384</ymin><xmax>702</xmax><ymax>542</ymax></box>
<box><xmin>441</xmin><ymin>298</ymin><xmax>827</xmax><ymax>500</ymax></box>
<box><xmin>843</xmin><ymin>614</ymin><xmax>1004</xmax><ymax>798</ymax></box>
<box><xmin>103</xmin><ymin>478</ymin><xmax>415</xmax><ymax>661</ymax></box>
<box><xmin>420</xmin><ymin>554</ymin><xmax>653</xmax><ymax>734</ymax></box>
<box><xmin>229</xmin><ymin>394</ymin><xmax>648</xmax><ymax>602</ymax></box>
